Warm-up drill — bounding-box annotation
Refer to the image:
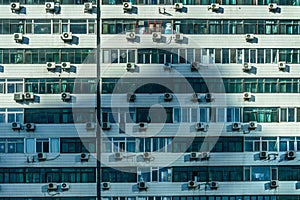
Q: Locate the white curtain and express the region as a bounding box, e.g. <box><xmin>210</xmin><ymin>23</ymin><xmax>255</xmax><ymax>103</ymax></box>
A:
<box><xmin>26</xmin><ymin>138</ymin><xmax>35</xmax><ymax>153</ymax></box>
<box><xmin>50</xmin><ymin>138</ymin><xmax>59</xmax><ymax>153</ymax></box>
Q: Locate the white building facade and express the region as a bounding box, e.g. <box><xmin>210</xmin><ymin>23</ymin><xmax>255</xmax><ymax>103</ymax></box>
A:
<box><xmin>100</xmin><ymin>1</ymin><xmax>300</xmax><ymax>200</ymax></box>
<box><xmin>1</xmin><ymin>0</ymin><xmax>300</xmax><ymax>199</ymax></box>
<box><xmin>0</xmin><ymin>0</ymin><xmax>97</xmax><ymax>199</ymax></box>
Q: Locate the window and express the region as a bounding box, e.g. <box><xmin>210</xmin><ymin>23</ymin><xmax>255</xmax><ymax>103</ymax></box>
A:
<box><xmin>279</xmin><ymin>49</ymin><xmax>299</xmax><ymax>64</ymax></box>
<box><xmin>102</xmin><ymin>167</ymin><xmax>137</xmax><ymax>182</ymax></box>
<box><xmin>296</xmin><ymin>137</ymin><xmax>300</xmax><ymax>151</ymax></box>
<box><xmin>280</xmin><ymin>20</ymin><xmax>299</xmax><ymax>34</ymax></box>
<box><xmin>25</xmin><ymin>108</ymin><xmax>95</xmax><ymax>124</ymax></box>
<box><xmin>264</xmin><ymin>79</ymin><xmax>277</xmax><ymax>93</ymax></box>
<box><xmin>138</xmin><ymin>138</ymin><xmax>151</xmax><ymax>152</ymax></box>
<box><xmin>172</xmin><ymin>137</ymin><xmax>193</xmax><ymax>153</ymax></box>
<box><xmin>138</xmin><ymin>167</ymin><xmax>151</xmax><ymax>182</ymax></box>
<box><xmin>209</xmin><ymin>20</ymin><xmax>222</xmax><ymax>34</ymax></box>
<box><xmin>0</xmin><ymin>138</ymin><xmax>24</xmax><ymax>153</ymax></box>
<box><xmin>102</xmin><ymin>137</ymin><xmax>136</xmax><ymax>153</ymax></box>
<box><xmin>0</xmin><ymin>48</ymin><xmax>94</xmax><ymax>64</ymax></box>
<box><xmin>278</xmin><ymin>166</ymin><xmax>300</xmax><ymax>181</ymax></box>
<box><xmin>0</xmin><ymin>19</ymin><xmax>24</xmax><ymax>34</ymax></box>
<box><xmin>279</xmin><ymin>137</ymin><xmax>295</xmax><ymax>151</ymax></box>
<box><xmin>212</xmin><ymin>137</ymin><xmax>243</xmax><ymax>152</ymax></box>
<box><xmin>0</xmin><ymin>79</ymin><xmax>4</xmax><ymax>94</ymax></box>
<box><xmin>7</xmin><ymin>108</ymin><xmax>23</xmax><ymax>123</ymax></box>
<box><xmin>70</xmin><ymin>19</ymin><xmax>88</xmax><ymax>34</ymax></box>
<box><xmin>159</xmin><ymin>168</ymin><xmax>172</xmax><ymax>182</ymax></box>
<box><xmin>0</xmin><ymin>19</ymin><xmax>96</xmax><ymax>34</ymax></box>
<box><xmin>243</xmin><ymin>107</ymin><xmax>279</xmax><ymax>122</ymax></box>
<box><xmin>279</xmin><ymin>79</ymin><xmax>298</xmax><ymax>93</ymax></box>
<box><xmin>102</xmin><ymin>49</ymin><xmax>136</xmax><ymax>64</ymax></box>
<box><xmin>7</xmin><ymin>79</ymin><xmax>23</xmax><ymax>93</ymax></box>
<box><xmin>60</xmin><ymin>138</ymin><xmax>96</xmax><ymax>153</ymax></box>
<box><xmin>33</xmin><ymin>19</ymin><xmax>51</xmax><ymax>34</ymax></box>
<box><xmin>226</xmin><ymin>108</ymin><xmax>240</xmax><ymax>122</ymax></box>
<box><xmin>136</xmin><ymin>107</ymin><xmax>173</xmax><ymax>123</ymax></box>
<box><xmin>0</xmin><ymin>108</ymin><xmax>23</xmax><ymax>123</ymax></box>
<box><xmin>36</xmin><ymin>139</ymin><xmax>49</xmax><ymax>153</ymax></box>
<box><xmin>244</xmin><ymin>137</ymin><xmax>277</xmax><ymax>152</ymax></box>
<box><xmin>217</xmin><ymin>108</ymin><xmax>225</xmax><ymax>122</ymax></box>
<box><xmin>173</xmin><ymin>166</ymin><xmax>243</xmax><ymax>182</ymax></box>
<box><xmin>190</xmin><ymin>108</ymin><xmax>209</xmax><ymax>123</ymax></box>
<box><xmin>280</xmin><ymin>108</ymin><xmax>295</xmax><ymax>122</ymax></box>
<box><xmin>251</xmin><ymin>167</ymin><xmax>270</xmax><ymax>181</ymax></box>
<box><xmin>0</xmin><ymin>167</ymin><xmax>96</xmax><ymax>184</ymax></box>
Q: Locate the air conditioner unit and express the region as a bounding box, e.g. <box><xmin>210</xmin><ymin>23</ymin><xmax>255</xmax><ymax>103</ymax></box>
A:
<box><xmin>126</xmin><ymin>32</ymin><xmax>136</xmax><ymax>39</ymax></box>
<box><xmin>278</xmin><ymin>61</ymin><xmax>286</xmax><ymax>70</ymax></box>
<box><xmin>102</xmin><ymin>182</ymin><xmax>111</xmax><ymax>190</ymax></box>
<box><xmin>175</xmin><ymin>33</ymin><xmax>183</xmax><ymax>41</ymax></box>
<box><xmin>248</xmin><ymin>121</ymin><xmax>257</xmax><ymax>129</ymax></box>
<box><xmin>14</xmin><ymin>33</ymin><xmax>23</xmax><ymax>42</ymax></box>
<box><xmin>123</xmin><ymin>2</ymin><xmax>132</xmax><ymax>10</ymax></box>
<box><xmin>60</xmin><ymin>183</ymin><xmax>70</xmax><ymax>190</ymax></box>
<box><xmin>138</xmin><ymin>181</ymin><xmax>148</xmax><ymax>189</ymax></box>
<box><xmin>192</xmin><ymin>93</ymin><xmax>201</xmax><ymax>102</ymax></box>
<box><xmin>11</xmin><ymin>2</ymin><xmax>21</xmax><ymax>11</ymax></box>
<box><xmin>27</xmin><ymin>155</ymin><xmax>34</xmax><ymax>163</ymax></box>
<box><xmin>245</xmin><ymin>34</ymin><xmax>254</xmax><ymax>41</ymax></box>
<box><xmin>190</xmin><ymin>152</ymin><xmax>199</xmax><ymax>159</ymax></box>
<box><xmin>210</xmin><ymin>3</ymin><xmax>219</xmax><ymax>11</ymax></box>
<box><xmin>61</xmin><ymin>92</ymin><xmax>71</xmax><ymax>101</ymax></box>
<box><xmin>205</xmin><ymin>93</ymin><xmax>213</xmax><ymax>102</ymax></box>
<box><xmin>209</xmin><ymin>181</ymin><xmax>219</xmax><ymax>189</ymax></box>
<box><xmin>139</xmin><ymin>122</ymin><xmax>148</xmax><ymax>130</ymax></box>
<box><xmin>61</xmin><ymin>62</ymin><xmax>71</xmax><ymax>69</ymax></box>
<box><xmin>37</xmin><ymin>152</ymin><xmax>47</xmax><ymax>161</ymax></box>
<box><xmin>287</xmin><ymin>150</ymin><xmax>296</xmax><ymax>160</ymax></box>
<box><xmin>164</xmin><ymin>93</ymin><xmax>173</xmax><ymax>101</ymax></box>
<box><xmin>61</xmin><ymin>32</ymin><xmax>73</xmax><ymax>41</ymax></box>
<box><xmin>259</xmin><ymin>151</ymin><xmax>268</xmax><ymax>159</ymax></box>
<box><xmin>270</xmin><ymin>180</ymin><xmax>278</xmax><ymax>188</ymax></box>
<box><xmin>11</xmin><ymin>122</ymin><xmax>21</xmax><ymax>130</ymax></box>
<box><xmin>25</xmin><ymin>123</ymin><xmax>35</xmax><ymax>131</ymax></box>
<box><xmin>152</xmin><ymin>32</ymin><xmax>162</xmax><ymax>40</ymax></box>
<box><xmin>45</xmin><ymin>2</ymin><xmax>55</xmax><ymax>10</ymax></box>
<box><xmin>195</xmin><ymin>122</ymin><xmax>206</xmax><ymax>131</ymax></box>
<box><xmin>164</xmin><ymin>63</ymin><xmax>172</xmax><ymax>70</ymax></box>
<box><xmin>114</xmin><ymin>152</ymin><xmax>123</xmax><ymax>160</ymax></box>
<box><xmin>187</xmin><ymin>180</ymin><xmax>198</xmax><ymax>188</ymax></box>
<box><xmin>268</xmin><ymin>3</ymin><xmax>277</xmax><ymax>11</ymax></box>
<box><xmin>174</xmin><ymin>3</ymin><xmax>183</xmax><ymax>10</ymax></box>
<box><xmin>102</xmin><ymin>122</ymin><xmax>111</xmax><ymax>130</ymax></box>
<box><xmin>158</xmin><ymin>6</ymin><xmax>166</xmax><ymax>14</ymax></box>
<box><xmin>24</xmin><ymin>92</ymin><xmax>34</xmax><ymax>100</ymax></box>
<box><xmin>126</xmin><ymin>63</ymin><xmax>135</xmax><ymax>71</ymax></box>
<box><xmin>127</xmin><ymin>93</ymin><xmax>136</xmax><ymax>102</ymax></box>
<box><xmin>242</xmin><ymin>62</ymin><xmax>251</xmax><ymax>71</ymax></box>
<box><xmin>200</xmin><ymin>152</ymin><xmax>210</xmax><ymax>159</ymax></box>
<box><xmin>84</xmin><ymin>2</ymin><xmax>93</xmax><ymax>11</ymax></box>
<box><xmin>86</xmin><ymin>122</ymin><xmax>95</xmax><ymax>130</ymax></box>
<box><xmin>46</xmin><ymin>62</ymin><xmax>56</xmax><ymax>69</ymax></box>
<box><xmin>48</xmin><ymin>182</ymin><xmax>58</xmax><ymax>190</ymax></box>
<box><xmin>80</xmin><ymin>153</ymin><xmax>90</xmax><ymax>161</ymax></box>
<box><xmin>243</xmin><ymin>92</ymin><xmax>251</xmax><ymax>100</ymax></box>
<box><xmin>143</xmin><ymin>152</ymin><xmax>151</xmax><ymax>160</ymax></box>
<box><xmin>232</xmin><ymin>122</ymin><xmax>241</xmax><ymax>131</ymax></box>
<box><xmin>14</xmin><ymin>93</ymin><xmax>23</xmax><ymax>101</ymax></box>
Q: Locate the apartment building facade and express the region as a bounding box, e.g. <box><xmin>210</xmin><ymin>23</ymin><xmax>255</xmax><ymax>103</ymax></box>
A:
<box><xmin>0</xmin><ymin>0</ymin><xmax>97</xmax><ymax>199</ymax></box>
<box><xmin>1</xmin><ymin>0</ymin><xmax>300</xmax><ymax>199</ymax></box>
<box><xmin>100</xmin><ymin>0</ymin><xmax>300</xmax><ymax>200</ymax></box>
